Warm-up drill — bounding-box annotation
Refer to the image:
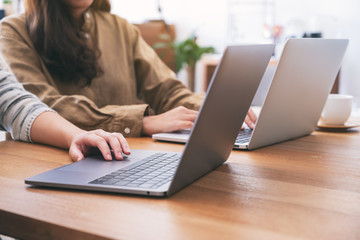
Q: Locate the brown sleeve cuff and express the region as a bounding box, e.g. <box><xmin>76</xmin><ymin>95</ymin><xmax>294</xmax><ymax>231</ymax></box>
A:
<box><xmin>103</xmin><ymin>104</ymin><xmax>149</xmax><ymax>137</ymax></box>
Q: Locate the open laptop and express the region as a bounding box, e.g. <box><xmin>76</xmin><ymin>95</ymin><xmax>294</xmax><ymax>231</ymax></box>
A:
<box><xmin>25</xmin><ymin>44</ymin><xmax>275</xmax><ymax>197</ymax></box>
<box><xmin>153</xmin><ymin>38</ymin><xmax>349</xmax><ymax>150</ymax></box>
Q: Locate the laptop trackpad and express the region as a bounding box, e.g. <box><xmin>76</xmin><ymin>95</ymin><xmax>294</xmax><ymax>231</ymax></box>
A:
<box><xmin>56</xmin><ymin>150</ymin><xmax>156</xmax><ymax>173</ymax></box>
<box><xmin>56</xmin><ymin>155</ymin><xmax>130</xmax><ymax>173</ymax></box>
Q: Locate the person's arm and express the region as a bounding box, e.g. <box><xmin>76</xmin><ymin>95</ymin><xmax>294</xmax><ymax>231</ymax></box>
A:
<box><xmin>0</xmin><ymin>70</ymin><xmax>52</xmax><ymax>142</ymax></box>
<box><xmin>131</xmin><ymin>26</ymin><xmax>204</xmax><ymax>114</ymax></box>
<box><xmin>129</xmin><ymin>23</ymin><xmax>257</xmax><ymax>133</ymax></box>
<box><xmin>30</xmin><ymin>111</ymin><xmax>130</xmax><ymax>161</ymax></box>
<box><xmin>0</xmin><ymin>17</ymin><xmax>148</xmax><ymax>137</ymax></box>
<box><xmin>0</xmin><ymin>15</ymin><xmax>200</xmax><ymax>137</ymax></box>
<box><xmin>0</xmin><ymin>70</ymin><xmax>130</xmax><ymax>161</ymax></box>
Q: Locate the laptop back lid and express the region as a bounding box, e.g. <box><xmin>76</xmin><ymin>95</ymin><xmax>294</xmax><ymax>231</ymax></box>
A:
<box><xmin>248</xmin><ymin>38</ymin><xmax>349</xmax><ymax>150</ymax></box>
<box><xmin>168</xmin><ymin>44</ymin><xmax>275</xmax><ymax>196</ymax></box>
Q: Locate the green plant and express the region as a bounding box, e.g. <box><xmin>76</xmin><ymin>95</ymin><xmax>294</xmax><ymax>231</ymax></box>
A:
<box><xmin>153</xmin><ymin>33</ymin><xmax>215</xmax><ymax>73</ymax></box>
<box><xmin>153</xmin><ymin>33</ymin><xmax>215</xmax><ymax>91</ymax></box>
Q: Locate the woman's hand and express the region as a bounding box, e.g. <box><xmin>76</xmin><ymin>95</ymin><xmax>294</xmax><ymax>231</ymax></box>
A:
<box><xmin>244</xmin><ymin>108</ymin><xmax>257</xmax><ymax>129</ymax></box>
<box><xmin>142</xmin><ymin>106</ymin><xmax>258</xmax><ymax>136</ymax></box>
<box><xmin>142</xmin><ymin>106</ymin><xmax>198</xmax><ymax>136</ymax></box>
<box><xmin>69</xmin><ymin>129</ymin><xmax>131</xmax><ymax>162</ymax></box>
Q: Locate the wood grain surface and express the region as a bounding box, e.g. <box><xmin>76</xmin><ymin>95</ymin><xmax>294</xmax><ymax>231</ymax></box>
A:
<box><xmin>1</xmin><ymin>127</ymin><xmax>360</xmax><ymax>239</ymax></box>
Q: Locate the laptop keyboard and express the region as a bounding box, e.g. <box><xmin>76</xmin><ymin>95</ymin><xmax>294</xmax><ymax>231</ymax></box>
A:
<box><xmin>235</xmin><ymin>129</ymin><xmax>253</xmax><ymax>144</ymax></box>
<box><xmin>89</xmin><ymin>152</ymin><xmax>181</xmax><ymax>189</ymax></box>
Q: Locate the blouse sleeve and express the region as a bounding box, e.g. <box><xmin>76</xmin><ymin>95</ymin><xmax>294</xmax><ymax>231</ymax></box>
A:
<box><xmin>128</xmin><ymin>20</ymin><xmax>204</xmax><ymax>114</ymax></box>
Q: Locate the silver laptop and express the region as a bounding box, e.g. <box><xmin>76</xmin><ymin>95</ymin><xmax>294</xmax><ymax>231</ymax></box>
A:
<box><xmin>153</xmin><ymin>38</ymin><xmax>349</xmax><ymax>150</ymax></box>
<box><xmin>25</xmin><ymin>44</ymin><xmax>275</xmax><ymax>197</ymax></box>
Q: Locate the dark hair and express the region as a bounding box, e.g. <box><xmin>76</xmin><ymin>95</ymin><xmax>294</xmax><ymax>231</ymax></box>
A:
<box><xmin>25</xmin><ymin>0</ymin><xmax>111</xmax><ymax>86</ymax></box>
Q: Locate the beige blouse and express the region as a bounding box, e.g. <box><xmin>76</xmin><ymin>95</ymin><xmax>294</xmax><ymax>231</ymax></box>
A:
<box><xmin>0</xmin><ymin>10</ymin><xmax>203</xmax><ymax>137</ymax></box>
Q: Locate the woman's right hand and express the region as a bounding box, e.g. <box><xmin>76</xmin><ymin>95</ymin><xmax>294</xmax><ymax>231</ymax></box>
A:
<box><xmin>69</xmin><ymin>130</ymin><xmax>131</xmax><ymax>162</ymax></box>
<box><xmin>142</xmin><ymin>106</ymin><xmax>198</xmax><ymax>136</ymax></box>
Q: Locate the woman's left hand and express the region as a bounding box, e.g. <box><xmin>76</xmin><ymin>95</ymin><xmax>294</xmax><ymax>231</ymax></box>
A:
<box><xmin>69</xmin><ymin>129</ymin><xmax>131</xmax><ymax>162</ymax></box>
<box><xmin>244</xmin><ymin>108</ymin><xmax>257</xmax><ymax>129</ymax></box>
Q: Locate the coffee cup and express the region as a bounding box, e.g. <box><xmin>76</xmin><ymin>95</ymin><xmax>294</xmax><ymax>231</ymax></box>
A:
<box><xmin>320</xmin><ymin>94</ymin><xmax>353</xmax><ymax>125</ymax></box>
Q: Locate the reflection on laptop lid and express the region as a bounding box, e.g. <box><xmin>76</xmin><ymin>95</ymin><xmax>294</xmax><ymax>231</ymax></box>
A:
<box><xmin>25</xmin><ymin>44</ymin><xmax>275</xmax><ymax>197</ymax></box>
<box><xmin>153</xmin><ymin>38</ymin><xmax>349</xmax><ymax>151</ymax></box>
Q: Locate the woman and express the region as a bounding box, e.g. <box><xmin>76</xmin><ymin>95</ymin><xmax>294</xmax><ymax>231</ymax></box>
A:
<box><xmin>0</xmin><ymin>63</ymin><xmax>130</xmax><ymax>162</ymax></box>
<box><xmin>0</xmin><ymin>0</ymin><xmax>256</xmax><ymax>137</ymax></box>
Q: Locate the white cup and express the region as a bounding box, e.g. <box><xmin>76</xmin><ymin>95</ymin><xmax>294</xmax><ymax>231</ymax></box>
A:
<box><xmin>320</xmin><ymin>94</ymin><xmax>353</xmax><ymax>125</ymax></box>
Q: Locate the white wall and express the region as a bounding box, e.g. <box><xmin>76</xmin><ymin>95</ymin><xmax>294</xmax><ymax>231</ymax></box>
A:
<box><xmin>110</xmin><ymin>0</ymin><xmax>360</xmax><ymax>98</ymax></box>
<box><xmin>111</xmin><ymin>0</ymin><xmax>227</xmax><ymax>51</ymax></box>
<box><xmin>0</xmin><ymin>131</ymin><xmax>4</xmax><ymax>141</ymax></box>
<box><xmin>274</xmin><ymin>0</ymin><xmax>360</xmax><ymax>103</ymax></box>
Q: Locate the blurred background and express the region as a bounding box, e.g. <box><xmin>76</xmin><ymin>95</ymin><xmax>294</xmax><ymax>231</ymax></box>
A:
<box><xmin>0</xmin><ymin>0</ymin><xmax>359</xmax><ymax>128</ymax></box>
<box><xmin>110</xmin><ymin>0</ymin><xmax>360</xmax><ymax>108</ymax></box>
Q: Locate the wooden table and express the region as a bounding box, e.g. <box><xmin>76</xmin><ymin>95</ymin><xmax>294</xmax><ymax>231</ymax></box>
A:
<box><xmin>1</xmin><ymin>127</ymin><xmax>360</xmax><ymax>239</ymax></box>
